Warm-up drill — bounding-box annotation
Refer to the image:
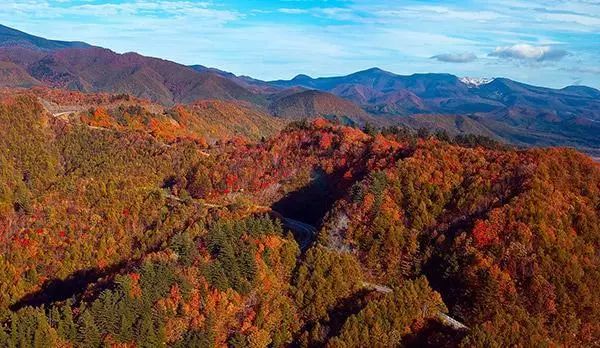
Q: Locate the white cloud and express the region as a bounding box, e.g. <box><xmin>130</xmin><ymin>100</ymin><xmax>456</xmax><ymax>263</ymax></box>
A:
<box><xmin>489</xmin><ymin>44</ymin><xmax>569</xmax><ymax>61</ymax></box>
<box><xmin>0</xmin><ymin>0</ymin><xmax>598</xmax><ymax>88</ymax></box>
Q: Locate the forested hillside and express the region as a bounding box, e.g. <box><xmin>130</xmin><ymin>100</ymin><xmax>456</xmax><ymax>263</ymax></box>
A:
<box><xmin>0</xmin><ymin>93</ymin><xmax>598</xmax><ymax>347</ymax></box>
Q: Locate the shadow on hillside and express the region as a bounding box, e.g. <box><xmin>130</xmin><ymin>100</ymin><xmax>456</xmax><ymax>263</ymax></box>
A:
<box><xmin>420</xmin><ymin>173</ymin><xmax>529</xmax><ymax>324</ymax></box>
<box><xmin>325</xmin><ymin>289</ymin><xmax>378</xmax><ymax>339</ymax></box>
<box><xmin>404</xmin><ymin>319</ymin><xmax>466</xmax><ymax>348</ymax></box>
<box><xmin>9</xmin><ymin>260</ymin><xmax>128</xmax><ymax>311</ymax></box>
<box><xmin>9</xmin><ymin>195</ymin><xmax>209</xmax><ymax>312</ymax></box>
<box><xmin>292</xmin><ymin>288</ymin><xmax>375</xmax><ymax>345</ymax></box>
<box><xmin>271</xmin><ymin>169</ymin><xmax>342</xmax><ymax>227</ymax></box>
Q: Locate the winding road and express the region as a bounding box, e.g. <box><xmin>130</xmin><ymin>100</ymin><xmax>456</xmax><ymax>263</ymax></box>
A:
<box><xmin>164</xmin><ymin>192</ymin><xmax>469</xmax><ymax>332</ymax></box>
<box><xmin>280</xmin><ymin>217</ymin><xmax>317</xmax><ymax>251</ymax></box>
<box><xmin>362</xmin><ymin>282</ymin><xmax>469</xmax><ymax>331</ymax></box>
<box><xmin>52</xmin><ymin>111</ymin><xmax>76</xmax><ymax>118</ymax></box>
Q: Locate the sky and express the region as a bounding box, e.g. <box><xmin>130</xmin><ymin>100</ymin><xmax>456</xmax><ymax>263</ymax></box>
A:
<box><xmin>1</xmin><ymin>0</ymin><xmax>599</xmax><ymax>88</ymax></box>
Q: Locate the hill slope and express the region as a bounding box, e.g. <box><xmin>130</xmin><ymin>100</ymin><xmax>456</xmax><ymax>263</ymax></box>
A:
<box><xmin>269</xmin><ymin>89</ymin><xmax>375</xmax><ymax>125</ymax></box>
<box><xmin>0</xmin><ymin>24</ymin><xmax>90</xmax><ymax>50</ymax></box>
<box><xmin>0</xmin><ymin>100</ymin><xmax>598</xmax><ymax>346</ymax></box>
<box><xmin>0</xmin><ymin>46</ymin><xmax>268</xmax><ymax>106</ymax></box>
<box><xmin>0</xmin><ymin>61</ymin><xmax>40</xmax><ymax>87</ymax></box>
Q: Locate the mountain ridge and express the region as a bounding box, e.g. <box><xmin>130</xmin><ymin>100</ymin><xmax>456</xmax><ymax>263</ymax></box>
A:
<box><xmin>0</xmin><ymin>24</ymin><xmax>91</xmax><ymax>51</ymax></box>
<box><xmin>271</xmin><ymin>67</ymin><xmax>598</xmax><ymax>93</ymax></box>
<box><xmin>0</xmin><ymin>23</ymin><xmax>599</xmax><ymax>154</ymax></box>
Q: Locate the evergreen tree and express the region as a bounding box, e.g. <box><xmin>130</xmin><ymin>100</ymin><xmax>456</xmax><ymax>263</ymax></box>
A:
<box><xmin>77</xmin><ymin>311</ymin><xmax>101</xmax><ymax>348</ymax></box>
<box><xmin>136</xmin><ymin>312</ymin><xmax>163</xmax><ymax>348</ymax></box>
<box><xmin>57</xmin><ymin>304</ymin><xmax>77</xmax><ymax>342</ymax></box>
<box><xmin>32</xmin><ymin>312</ymin><xmax>56</xmax><ymax>348</ymax></box>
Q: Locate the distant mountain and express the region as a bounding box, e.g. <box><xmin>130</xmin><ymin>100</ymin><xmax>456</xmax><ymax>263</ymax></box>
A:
<box><xmin>269</xmin><ymin>89</ymin><xmax>375</xmax><ymax>125</ymax></box>
<box><xmin>269</xmin><ymin>68</ymin><xmax>600</xmax><ymax>118</ymax></box>
<box><xmin>561</xmin><ymin>85</ymin><xmax>600</xmax><ymax>98</ymax></box>
<box><xmin>0</xmin><ymin>45</ymin><xmax>267</xmax><ymax>106</ymax></box>
<box><xmin>190</xmin><ymin>65</ymin><xmax>279</xmax><ymax>94</ymax></box>
<box><xmin>0</xmin><ymin>25</ymin><xmax>377</xmax><ymax>124</ymax></box>
<box><xmin>0</xmin><ymin>24</ymin><xmax>90</xmax><ymax>51</ymax></box>
<box><xmin>268</xmin><ymin>68</ymin><xmax>600</xmax><ymax>151</ymax></box>
<box><xmin>270</xmin><ymin>69</ymin><xmax>505</xmax><ymax>114</ymax></box>
<box><xmin>189</xmin><ymin>64</ymin><xmax>238</xmax><ymax>79</ymax></box>
<box><xmin>0</xmin><ymin>24</ymin><xmax>599</xmax><ymax>153</ymax></box>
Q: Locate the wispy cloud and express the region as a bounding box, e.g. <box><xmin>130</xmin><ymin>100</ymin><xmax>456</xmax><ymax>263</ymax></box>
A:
<box><xmin>431</xmin><ymin>53</ymin><xmax>477</xmax><ymax>63</ymax></box>
<box><xmin>0</xmin><ymin>0</ymin><xmax>598</xmax><ymax>88</ymax></box>
<box><xmin>278</xmin><ymin>8</ymin><xmax>308</xmax><ymax>15</ymax></box>
<box><xmin>564</xmin><ymin>66</ymin><xmax>600</xmax><ymax>75</ymax></box>
<box><xmin>2</xmin><ymin>0</ymin><xmax>240</xmax><ymax>23</ymax></box>
<box><xmin>373</xmin><ymin>5</ymin><xmax>503</xmax><ymax>23</ymax></box>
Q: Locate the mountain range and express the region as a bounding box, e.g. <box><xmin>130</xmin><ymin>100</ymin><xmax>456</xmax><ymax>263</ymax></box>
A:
<box><xmin>0</xmin><ymin>23</ymin><xmax>599</xmax><ymax>155</ymax></box>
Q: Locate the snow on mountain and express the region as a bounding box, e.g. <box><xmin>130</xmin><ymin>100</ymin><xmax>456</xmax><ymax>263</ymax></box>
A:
<box><xmin>459</xmin><ymin>77</ymin><xmax>494</xmax><ymax>88</ymax></box>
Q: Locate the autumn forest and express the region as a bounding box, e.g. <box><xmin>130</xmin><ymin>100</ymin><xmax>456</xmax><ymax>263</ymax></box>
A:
<box><xmin>0</xmin><ymin>85</ymin><xmax>597</xmax><ymax>348</ymax></box>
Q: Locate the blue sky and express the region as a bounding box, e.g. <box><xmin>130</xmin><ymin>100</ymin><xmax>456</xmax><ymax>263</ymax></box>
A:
<box><xmin>1</xmin><ymin>0</ymin><xmax>599</xmax><ymax>88</ymax></box>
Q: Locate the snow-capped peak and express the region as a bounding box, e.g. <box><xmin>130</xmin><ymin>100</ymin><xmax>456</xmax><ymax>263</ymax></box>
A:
<box><xmin>459</xmin><ymin>77</ymin><xmax>494</xmax><ymax>88</ymax></box>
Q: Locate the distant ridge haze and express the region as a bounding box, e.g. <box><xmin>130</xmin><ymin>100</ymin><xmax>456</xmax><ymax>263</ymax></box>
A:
<box><xmin>0</xmin><ymin>23</ymin><xmax>598</xmax><ymax>155</ymax></box>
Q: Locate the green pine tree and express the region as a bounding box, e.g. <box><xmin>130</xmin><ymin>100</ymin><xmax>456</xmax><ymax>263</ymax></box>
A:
<box><xmin>77</xmin><ymin>311</ymin><xmax>101</xmax><ymax>348</ymax></box>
